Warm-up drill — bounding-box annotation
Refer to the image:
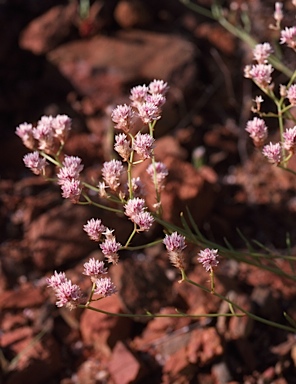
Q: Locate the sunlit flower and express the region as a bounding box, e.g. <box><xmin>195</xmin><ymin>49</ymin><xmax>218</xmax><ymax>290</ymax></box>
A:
<box><xmin>100</xmin><ymin>238</ymin><xmax>121</xmax><ymax>264</ymax></box>
<box><xmin>23</xmin><ymin>151</ymin><xmax>47</xmax><ymax>175</ymax></box>
<box><xmin>16</xmin><ymin>122</ymin><xmax>35</xmax><ymax>150</ymax></box>
<box><xmin>132</xmin><ymin>133</ymin><xmax>155</xmax><ymax>159</ymax></box>
<box><xmin>83</xmin><ymin>258</ymin><xmax>107</xmax><ymax>280</ymax></box>
<box><xmin>287</xmin><ymin>84</ymin><xmax>296</xmax><ymax>105</ymax></box>
<box><xmin>163</xmin><ymin>232</ymin><xmax>187</xmax><ymax>270</ymax></box>
<box><xmin>111</xmin><ymin>104</ymin><xmax>134</xmax><ymax>132</ymax></box>
<box><xmin>83</xmin><ymin>219</ymin><xmax>106</xmax><ymax>242</ymax></box>
<box><xmin>101</xmin><ymin>159</ymin><xmax>124</xmax><ymax>191</ymax></box>
<box><xmin>262</xmin><ymin>142</ymin><xmax>282</xmax><ymax>164</ymax></box>
<box><xmin>253</xmin><ymin>43</ymin><xmax>273</xmax><ymax>64</ymax></box>
<box><xmin>283</xmin><ymin>126</ymin><xmax>296</xmax><ymax>152</ymax></box>
<box><xmin>245</xmin><ymin>117</ymin><xmax>268</xmax><ymax>147</ymax></box>
<box><xmin>280</xmin><ymin>26</ymin><xmax>296</xmax><ymax>50</ymax></box>
<box><xmin>94</xmin><ymin>277</ymin><xmax>117</xmax><ymax>297</ymax></box>
<box><xmin>197</xmin><ymin>248</ymin><xmax>219</xmax><ymax>272</ymax></box>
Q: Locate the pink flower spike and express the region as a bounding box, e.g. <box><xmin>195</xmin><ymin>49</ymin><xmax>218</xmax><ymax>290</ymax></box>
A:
<box><xmin>100</xmin><ymin>238</ymin><xmax>121</xmax><ymax>264</ymax></box>
<box><xmin>130</xmin><ymin>85</ymin><xmax>149</xmax><ymax>107</ymax></box>
<box><xmin>60</xmin><ymin>179</ymin><xmax>82</xmax><ymax>203</ymax></box>
<box><xmin>148</xmin><ymin>79</ymin><xmax>169</xmax><ymax>95</ymax></box>
<box><xmin>52</xmin><ymin>114</ymin><xmax>71</xmax><ymax>142</ymax></box>
<box><xmin>253</xmin><ymin>43</ymin><xmax>273</xmax><ymax>64</ymax></box>
<box><xmin>47</xmin><ymin>271</ymin><xmax>67</xmax><ymax>289</ymax></box>
<box><xmin>57</xmin><ymin>156</ymin><xmax>84</xmax><ymax>182</ymax></box>
<box><xmin>101</xmin><ymin>159</ymin><xmax>124</xmax><ymax>191</ymax></box>
<box><xmin>23</xmin><ymin>151</ymin><xmax>47</xmax><ymax>175</ymax></box>
<box><xmin>124</xmin><ymin>197</ymin><xmax>146</xmax><ymax>219</ymax></box>
<box><xmin>247</xmin><ymin>64</ymin><xmax>274</xmax><ymax>88</ymax></box>
<box><xmin>137</xmin><ymin>102</ymin><xmax>161</xmax><ymax>125</ymax></box>
<box><xmin>133</xmin><ymin>211</ymin><xmax>154</xmax><ymax>232</ymax></box>
<box><xmin>33</xmin><ymin>116</ymin><xmax>55</xmax><ymax>153</ymax></box>
<box><xmin>16</xmin><ymin>122</ymin><xmax>35</xmax><ymax>149</ymax></box>
<box><xmin>245</xmin><ymin>117</ymin><xmax>268</xmax><ymax>147</ymax></box>
<box><xmin>83</xmin><ymin>258</ymin><xmax>107</xmax><ymax>278</ymax></box>
<box><xmin>163</xmin><ymin>232</ymin><xmax>186</xmax><ymax>270</ymax></box>
<box><xmin>111</xmin><ymin>104</ymin><xmax>134</xmax><ymax>133</ymax></box>
<box><xmin>287</xmin><ymin>84</ymin><xmax>296</xmax><ymax>105</ymax></box>
<box><xmin>262</xmin><ymin>142</ymin><xmax>282</xmax><ymax>164</ymax></box>
<box><xmin>280</xmin><ymin>27</ymin><xmax>296</xmax><ymax>50</ymax></box>
<box><xmin>132</xmin><ymin>133</ymin><xmax>155</xmax><ymax>160</ymax></box>
<box><xmin>283</xmin><ymin>127</ymin><xmax>296</xmax><ymax>152</ymax></box>
<box><xmin>197</xmin><ymin>248</ymin><xmax>219</xmax><ymax>272</ymax></box>
<box><xmin>83</xmin><ymin>218</ymin><xmax>106</xmax><ymax>242</ymax></box>
<box><xmin>114</xmin><ymin>133</ymin><xmax>132</xmax><ymax>161</ymax></box>
<box><xmin>146</xmin><ymin>162</ymin><xmax>168</xmax><ymax>186</ymax></box>
<box><xmin>55</xmin><ymin>280</ymin><xmax>83</xmax><ymax>309</ymax></box>
<box><xmin>94</xmin><ymin>277</ymin><xmax>117</xmax><ymax>297</ymax></box>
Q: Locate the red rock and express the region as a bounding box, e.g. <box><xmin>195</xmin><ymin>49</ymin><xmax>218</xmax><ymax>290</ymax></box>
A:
<box><xmin>80</xmin><ymin>294</ymin><xmax>132</xmax><ymax>356</ymax></box>
<box><xmin>0</xmin><ymin>284</ymin><xmax>45</xmax><ymax>310</ymax></box>
<box><xmin>108</xmin><ymin>341</ymin><xmax>148</xmax><ymax>384</ymax></box>
<box><xmin>19</xmin><ymin>3</ymin><xmax>77</xmax><ymax>55</ymax></box>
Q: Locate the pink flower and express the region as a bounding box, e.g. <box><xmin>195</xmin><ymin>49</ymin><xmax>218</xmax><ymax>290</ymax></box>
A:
<box><xmin>23</xmin><ymin>151</ymin><xmax>47</xmax><ymax>175</ymax></box>
<box><xmin>197</xmin><ymin>248</ymin><xmax>219</xmax><ymax>272</ymax></box>
<box><xmin>32</xmin><ymin>116</ymin><xmax>55</xmax><ymax>153</ymax></box>
<box><xmin>100</xmin><ymin>238</ymin><xmax>121</xmax><ymax>264</ymax></box>
<box><xmin>262</xmin><ymin>142</ymin><xmax>282</xmax><ymax>164</ymax></box>
<box><xmin>55</xmin><ymin>280</ymin><xmax>82</xmax><ymax>309</ymax></box>
<box><xmin>124</xmin><ymin>198</ymin><xmax>146</xmax><ymax>219</ymax></box>
<box><xmin>128</xmin><ymin>177</ymin><xmax>146</xmax><ymax>198</ymax></box>
<box><xmin>133</xmin><ymin>211</ymin><xmax>154</xmax><ymax>231</ymax></box>
<box><xmin>114</xmin><ymin>133</ymin><xmax>132</xmax><ymax>161</ymax></box>
<box><xmin>83</xmin><ymin>219</ymin><xmax>106</xmax><ymax>241</ymax></box>
<box><xmin>57</xmin><ymin>156</ymin><xmax>84</xmax><ymax>182</ymax></box>
<box><xmin>253</xmin><ymin>43</ymin><xmax>273</xmax><ymax>64</ymax></box>
<box><xmin>132</xmin><ymin>133</ymin><xmax>155</xmax><ymax>159</ymax></box>
<box><xmin>47</xmin><ymin>271</ymin><xmax>67</xmax><ymax>289</ymax></box>
<box><xmin>94</xmin><ymin>277</ymin><xmax>117</xmax><ymax>297</ymax></box>
<box><xmin>111</xmin><ymin>104</ymin><xmax>134</xmax><ymax>132</ymax></box>
<box><xmin>148</xmin><ymin>79</ymin><xmax>169</xmax><ymax>95</ymax></box>
<box><xmin>52</xmin><ymin>114</ymin><xmax>71</xmax><ymax>143</ymax></box>
<box><xmin>163</xmin><ymin>232</ymin><xmax>186</xmax><ymax>269</ymax></box>
<box><xmin>146</xmin><ymin>162</ymin><xmax>168</xmax><ymax>187</ymax></box>
<box><xmin>60</xmin><ymin>179</ymin><xmax>82</xmax><ymax>203</ymax></box>
<box><xmin>101</xmin><ymin>159</ymin><xmax>124</xmax><ymax>191</ymax></box>
<box><xmin>136</xmin><ymin>102</ymin><xmax>161</xmax><ymax>124</ymax></box>
<box><xmin>130</xmin><ymin>85</ymin><xmax>149</xmax><ymax>108</ymax></box>
<box><xmin>287</xmin><ymin>84</ymin><xmax>296</xmax><ymax>105</ymax></box>
<box><xmin>283</xmin><ymin>127</ymin><xmax>296</xmax><ymax>152</ymax></box>
<box><xmin>280</xmin><ymin>27</ymin><xmax>296</xmax><ymax>49</ymax></box>
<box><xmin>245</xmin><ymin>64</ymin><xmax>274</xmax><ymax>88</ymax></box>
<box><xmin>83</xmin><ymin>258</ymin><xmax>107</xmax><ymax>279</ymax></box>
<box><xmin>274</xmin><ymin>2</ymin><xmax>283</xmax><ymax>24</ymax></box>
<box><xmin>16</xmin><ymin>122</ymin><xmax>35</xmax><ymax>149</ymax></box>
<box><xmin>245</xmin><ymin>117</ymin><xmax>268</xmax><ymax>147</ymax></box>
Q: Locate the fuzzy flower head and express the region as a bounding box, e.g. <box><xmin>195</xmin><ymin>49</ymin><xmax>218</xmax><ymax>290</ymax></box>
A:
<box><xmin>197</xmin><ymin>248</ymin><xmax>219</xmax><ymax>272</ymax></box>
<box><xmin>128</xmin><ymin>177</ymin><xmax>146</xmax><ymax>198</ymax></box>
<box><xmin>114</xmin><ymin>133</ymin><xmax>132</xmax><ymax>161</ymax></box>
<box><xmin>245</xmin><ymin>64</ymin><xmax>274</xmax><ymax>89</ymax></box>
<box><xmin>132</xmin><ymin>133</ymin><xmax>155</xmax><ymax>160</ymax></box>
<box><xmin>100</xmin><ymin>238</ymin><xmax>121</xmax><ymax>264</ymax></box>
<box><xmin>54</xmin><ymin>280</ymin><xmax>83</xmax><ymax>309</ymax></box>
<box><xmin>23</xmin><ymin>151</ymin><xmax>47</xmax><ymax>175</ymax></box>
<box><xmin>146</xmin><ymin>162</ymin><xmax>168</xmax><ymax>189</ymax></box>
<box><xmin>245</xmin><ymin>117</ymin><xmax>268</xmax><ymax>147</ymax></box>
<box><xmin>83</xmin><ymin>258</ymin><xmax>107</xmax><ymax>281</ymax></box>
<box><xmin>163</xmin><ymin>232</ymin><xmax>187</xmax><ymax>270</ymax></box>
<box><xmin>130</xmin><ymin>85</ymin><xmax>149</xmax><ymax>108</ymax></box>
<box><xmin>16</xmin><ymin>122</ymin><xmax>35</xmax><ymax>150</ymax></box>
<box><xmin>101</xmin><ymin>159</ymin><xmax>124</xmax><ymax>191</ymax></box>
<box><xmin>57</xmin><ymin>156</ymin><xmax>84</xmax><ymax>183</ymax></box>
<box><xmin>136</xmin><ymin>102</ymin><xmax>161</xmax><ymax>125</ymax></box>
<box><xmin>52</xmin><ymin>114</ymin><xmax>72</xmax><ymax>143</ymax></box>
<box><xmin>280</xmin><ymin>27</ymin><xmax>296</xmax><ymax>50</ymax></box>
<box><xmin>148</xmin><ymin>79</ymin><xmax>169</xmax><ymax>95</ymax></box>
<box><xmin>94</xmin><ymin>277</ymin><xmax>117</xmax><ymax>297</ymax></box>
<box><xmin>262</xmin><ymin>142</ymin><xmax>282</xmax><ymax>164</ymax></box>
<box><xmin>47</xmin><ymin>271</ymin><xmax>67</xmax><ymax>289</ymax></box>
<box><xmin>283</xmin><ymin>127</ymin><xmax>296</xmax><ymax>153</ymax></box>
<box><xmin>83</xmin><ymin>218</ymin><xmax>106</xmax><ymax>242</ymax></box>
<box><xmin>124</xmin><ymin>198</ymin><xmax>146</xmax><ymax>219</ymax></box>
<box><xmin>32</xmin><ymin>116</ymin><xmax>56</xmax><ymax>154</ymax></box>
<box><xmin>111</xmin><ymin>104</ymin><xmax>134</xmax><ymax>133</ymax></box>
<box><xmin>60</xmin><ymin>179</ymin><xmax>82</xmax><ymax>203</ymax></box>
<box><xmin>253</xmin><ymin>43</ymin><xmax>273</xmax><ymax>64</ymax></box>
<box><xmin>133</xmin><ymin>211</ymin><xmax>154</xmax><ymax>232</ymax></box>
<box><xmin>287</xmin><ymin>84</ymin><xmax>296</xmax><ymax>106</ymax></box>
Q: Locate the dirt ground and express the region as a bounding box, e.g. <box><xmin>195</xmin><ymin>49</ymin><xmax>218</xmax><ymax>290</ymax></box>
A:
<box><xmin>1</xmin><ymin>0</ymin><xmax>296</xmax><ymax>383</ymax></box>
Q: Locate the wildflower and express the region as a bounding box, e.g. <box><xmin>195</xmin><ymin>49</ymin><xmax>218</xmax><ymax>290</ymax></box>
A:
<box><xmin>130</xmin><ymin>85</ymin><xmax>149</xmax><ymax>108</ymax></box>
<box><xmin>16</xmin><ymin>122</ymin><xmax>35</xmax><ymax>149</ymax></box>
<box><xmin>146</xmin><ymin>93</ymin><xmax>166</xmax><ymax>108</ymax></box>
<box><xmin>32</xmin><ymin>116</ymin><xmax>55</xmax><ymax>153</ymax></box>
<box><xmin>245</xmin><ymin>117</ymin><xmax>268</xmax><ymax>147</ymax></box>
<box><xmin>163</xmin><ymin>232</ymin><xmax>187</xmax><ymax>270</ymax></box>
<box><xmin>114</xmin><ymin>133</ymin><xmax>132</xmax><ymax>161</ymax></box>
<box><xmin>94</xmin><ymin>277</ymin><xmax>117</xmax><ymax>297</ymax></box>
<box><xmin>55</xmin><ymin>280</ymin><xmax>83</xmax><ymax>309</ymax></box>
<box><xmin>83</xmin><ymin>258</ymin><xmax>107</xmax><ymax>281</ymax></box>
<box><xmin>136</xmin><ymin>102</ymin><xmax>161</xmax><ymax>125</ymax></box>
<box><xmin>52</xmin><ymin>114</ymin><xmax>71</xmax><ymax>143</ymax></box>
<box><xmin>148</xmin><ymin>79</ymin><xmax>169</xmax><ymax>95</ymax></box>
<box><xmin>262</xmin><ymin>142</ymin><xmax>282</xmax><ymax>164</ymax></box>
<box><xmin>245</xmin><ymin>64</ymin><xmax>273</xmax><ymax>88</ymax></box>
<box><xmin>283</xmin><ymin>127</ymin><xmax>296</xmax><ymax>152</ymax></box>
<box><xmin>274</xmin><ymin>2</ymin><xmax>283</xmax><ymax>25</ymax></box>
<box><xmin>280</xmin><ymin>26</ymin><xmax>296</xmax><ymax>50</ymax></box>
<box><xmin>60</xmin><ymin>179</ymin><xmax>82</xmax><ymax>203</ymax></box>
<box><xmin>128</xmin><ymin>177</ymin><xmax>146</xmax><ymax>198</ymax></box>
<box><xmin>23</xmin><ymin>151</ymin><xmax>47</xmax><ymax>175</ymax></box>
<box><xmin>83</xmin><ymin>219</ymin><xmax>106</xmax><ymax>242</ymax></box>
<box><xmin>124</xmin><ymin>198</ymin><xmax>146</xmax><ymax>219</ymax></box>
<box><xmin>47</xmin><ymin>271</ymin><xmax>67</xmax><ymax>289</ymax></box>
<box><xmin>132</xmin><ymin>133</ymin><xmax>155</xmax><ymax>159</ymax></box>
<box><xmin>111</xmin><ymin>104</ymin><xmax>134</xmax><ymax>132</ymax></box>
<box><xmin>100</xmin><ymin>238</ymin><xmax>121</xmax><ymax>264</ymax></box>
<box><xmin>253</xmin><ymin>43</ymin><xmax>273</xmax><ymax>64</ymax></box>
<box><xmin>146</xmin><ymin>162</ymin><xmax>168</xmax><ymax>187</ymax></box>
<box><xmin>57</xmin><ymin>156</ymin><xmax>84</xmax><ymax>182</ymax></box>
<box><xmin>287</xmin><ymin>84</ymin><xmax>296</xmax><ymax>105</ymax></box>
<box><xmin>133</xmin><ymin>211</ymin><xmax>154</xmax><ymax>231</ymax></box>
<box><xmin>101</xmin><ymin>159</ymin><xmax>124</xmax><ymax>191</ymax></box>
<box><xmin>98</xmin><ymin>181</ymin><xmax>108</xmax><ymax>198</ymax></box>
<box><xmin>197</xmin><ymin>248</ymin><xmax>219</xmax><ymax>272</ymax></box>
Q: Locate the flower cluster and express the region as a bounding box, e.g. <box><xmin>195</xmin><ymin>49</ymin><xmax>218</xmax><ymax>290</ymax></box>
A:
<box><xmin>163</xmin><ymin>232</ymin><xmax>187</xmax><ymax>270</ymax></box>
<box><xmin>57</xmin><ymin>156</ymin><xmax>84</xmax><ymax>203</ymax></box>
<box><xmin>197</xmin><ymin>248</ymin><xmax>219</xmax><ymax>272</ymax></box>
<box><xmin>124</xmin><ymin>198</ymin><xmax>154</xmax><ymax>231</ymax></box>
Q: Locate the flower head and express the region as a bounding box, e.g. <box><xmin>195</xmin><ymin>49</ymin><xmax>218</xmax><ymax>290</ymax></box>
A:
<box><xmin>111</xmin><ymin>104</ymin><xmax>134</xmax><ymax>132</ymax></box>
<box><xmin>83</xmin><ymin>258</ymin><xmax>107</xmax><ymax>280</ymax></box>
<box><xmin>101</xmin><ymin>160</ymin><xmax>124</xmax><ymax>191</ymax></box>
<box><xmin>245</xmin><ymin>64</ymin><xmax>274</xmax><ymax>88</ymax></box>
<box><xmin>55</xmin><ymin>280</ymin><xmax>83</xmax><ymax>309</ymax></box>
<box><xmin>46</xmin><ymin>271</ymin><xmax>67</xmax><ymax>289</ymax></box>
<box><xmin>253</xmin><ymin>43</ymin><xmax>273</xmax><ymax>64</ymax></box>
<box><xmin>100</xmin><ymin>238</ymin><xmax>121</xmax><ymax>264</ymax></box>
<box><xmin>130</xmin><ymin>85</ymin><xmax>149</xmax><ymax>108</ymax></box>
<box><xmin>287</xmin><ymin>84</ymin><xmax>296</xmax><ymax>106</ymax></box>
<box><xmin>146</xmin><ymin>162</ymin><xmax>168</xmax><ymax>188</ymax></box>
<box><xmin>16</xmin><ymin>122</ymin><xmax>35</xmax><ymax>149</ymax></box>
<box><xmin>262</xmin><ymin>142</ymin><xmax>282</xmax><ymax>164</ymax></box>
<box><xmin>132</xmin><ymin>133</ymin><xmax>155</xmax><ymax>160</ymax></box>
<box><xmin>83</xmin><ymin>219</ymin><xmax>106</xmax><ymax>242</ymax></box>
<box><xmin>148</xmin><ymin>79</ymin><xmax>169</xmax><ymax>95</ymax></box>
<box><xmin>133</xmin><ymin>211</ymin><xmax>154</xmax><ymax>231</ymax></box>
<box><xmin>114</xmin><ymin>133</ymin><xmax>132</xmax><ymax>161</ymax></box>
<box><xmin>163</xmin><ymin>232</ymin><xmax>186</xmax><ymax>270</ymax></box>
<box><xmin>197</xmin><ymin>248</ymin><xmax>219</xmax><ymax>272</ymax></box>
<box><xmin>23</xmin><ymin>151</ymin><xmax>47</xmax><ymax>175</ymax></box>
<box><xmin>52</xmin><ymin>114</ymin><xmax>71</xmax><ymax>143</ymax></box>
<box><xmin>60</xmin><ymin>179</ymin><xmax>82</xmax><ymax>203</ymax></box>
<box><xmin>283</xmin><ymin>127</ymin><xmax>296</xmax><ymax>152</ymax></box>
<box><xmin>245</xmin><ymin>117</ymin><xmax>268</xmax><ymax>147</ymax></box>
<box><xmin>94</xmin><ymin>277</ymin><xmax>117</xmax><ymax>297</ymax></box>
<box><xmin>280</xmin><ymin>27</ymin><xmax>296</xmax><ymax>50</ymax></box>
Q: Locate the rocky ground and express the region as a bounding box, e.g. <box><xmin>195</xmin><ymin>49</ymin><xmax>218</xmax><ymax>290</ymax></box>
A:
<box><xmin>1</xmin><ymin>0</ymin><xmax>296</xmax><ymax>383</ymax></box>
